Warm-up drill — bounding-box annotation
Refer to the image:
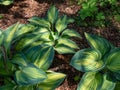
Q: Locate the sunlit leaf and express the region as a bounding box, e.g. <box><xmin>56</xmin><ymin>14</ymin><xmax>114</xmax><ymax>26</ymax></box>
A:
<box><xmin>56</xmin><ymin>38</ymin><xmax>79</xmax><ymax>49</ymax></box>
<box><xmin>61</xmin><ymin>29</ymin><xmax>81</xmax><ymax>38</ymax></box>
<box><xmin>77</xmin><ymin>72</ymin><xmax>103</xmax><ymax>90</ymax></box>
<box><xmin>47</xmin><ymin>6</ymin><xmax>58</xmax><ymax>24</ymax></box>
<box><xmin>55</xmin><ymin>44</ymin><xmax>76</xmax><ymax>54</ymax></box>
<box><xmin>24</xmin><ymin>45</ymin><xmax>54</xmax><ymax>70</ymax></box>
<box><xmin>55</xmin><ymin>15</ymin><xmax>67</xmax><ymax>34</ymax></box>
<box><xmin>100</xmin><ymin>73</ymin><xmax>116</xmax><ymax>90</ymax></box>
<box><xmin>28</xmin><ymin>17</ymin><xmax>50</xmax><ymax>29</ymax></box>
<box><xmin>15</xmin><ymin>24</ymin><xmax>36</xmax><ymax>37</ymax></box>
<box><xmin>3</xmin><ymin>22</ymin><xmax>19</xmax><ymax>52</ymax></box>
<box><xmin>85</xmin><ymin>32</ymin><xmax>113</xmax><ymax>56</ymax></box>
<box><xmin>70</xmin><ymin>48</ymin><xmax>104</xmax><ymax>72</ymax></box>
<box><xmin>15</xmin><ymin>34</ymin><xmax>41</xmax><ymax>50</ymax></box>
<box><xmin>14</xmin><ymin>65</ymin><xmax>47</xmax><ymax>85</ymax></box>
<box><xmin>0</xmin><ymin>0</ymin><xmax>13</xmax><ymax>5</ymax></box>
<box><xmin>37</xmin><ymin>70</ymin><xmax>66</xmax><ymax>90</ymax></box>
<box><xmin>34</xmin><ymin>45</ymin><xmax>54</xmax><ymax>70</ymax></box>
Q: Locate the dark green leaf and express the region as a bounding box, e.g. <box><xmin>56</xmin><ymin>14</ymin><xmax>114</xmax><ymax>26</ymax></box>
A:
<box><xmin>0</xmin><ymin>84</ymin><xmax>15</xmax><ymax>90</ymax></box>
<box><xmin>11</xmin><ymin>53</ymin><xmax>28</xmax><ymax>66</ymax></box>
<box><xmin>107</xmin><ymin>48</ymin><xmax>120</xmax><ymax>72</ymax></box>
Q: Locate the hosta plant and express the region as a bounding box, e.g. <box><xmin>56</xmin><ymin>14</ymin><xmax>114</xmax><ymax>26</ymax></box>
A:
<box><xmin>0</xmin><ymin>23</ymin><xmax>66</xmax><ymax>90</ymax></box>
<box><xmin>0</xmin><ymin>0</ymin><xmax>13</xmax><ymax>5</ymax></box>
<box><xmin>18</xmin><ymin>6</ymin><xmax>81</xmax><ymax>54</ymax></box>
<box><xmin>70</xmin><ymin>32</ymin><xmax>120</xmax><ymax>90</ymax></box>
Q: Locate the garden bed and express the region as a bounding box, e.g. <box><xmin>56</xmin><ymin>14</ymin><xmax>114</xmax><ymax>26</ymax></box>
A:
<box><xmin>0</xmin><ymin>0</ymin><xmax>120</xmax><ymax>90</ymax></box>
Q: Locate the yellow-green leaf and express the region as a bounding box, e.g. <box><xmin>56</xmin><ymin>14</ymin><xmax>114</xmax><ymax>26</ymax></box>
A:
<box><xmin>47</xmin><ymin>6</ymin><xmax>58</xmax><ymax>24</ymax></box>
<box><xmin>100</xmin><ymin>73</ymin><xmax>116</xmax><ymax>90</ymax></box>
<box><xmin>77</xmin><ymin>72</ymin><xmax>103</xmax><ymax>90</ymax></box>
<box><xmin>24</xmin><ymin>45</ymin><xmax>54</xmax><ymax>70</ymax></box>
<box><xmin>70</xmin><ymin>48</ymin><xmax>104</xmax><ymax>72</ymax></box>
<box><xmin>85</xmin><ymin>32</ymin><xmax>113</xmax><ymax>56</ymax></box>
<box><xmin>37</xmin><ymin>70</ymin><xmax>66</xmax><ymax>90</ymax></box>
<box><xmin>0</xmin><ymin>0</ymin><xmax>13</xmax><ymax>5</ymax></box>
<box><xmin>3</xmin><ymin>23</ymin><xmax>19</xmax><ymax>51</ymax></box>
<box><xmin>28</xmin><ymin>17</ymin><xmax>50</xmax><ymax>29</ymax></box>
<box><xmin>61</xmin><ymin>29</ymin><xmax>81</xmax><ymax>38</ymax></box>
<box><xmin>55</xmin><ymin>15</ymin><xmax>67</xmax><ymax>34</ymax></box>
<box><xmin>14</xmin><ymin>65</ymin><xmax>47</xmax><ymax>85</ymax></box>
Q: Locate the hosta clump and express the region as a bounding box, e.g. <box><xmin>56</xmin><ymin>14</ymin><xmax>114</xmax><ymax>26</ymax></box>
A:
<box><xmin>70</xmin><ymin>32</ymin><xmax>120</xmax><ymax>90</ymax></box>
<box><xmin>0</xmin><ymin>23</ymin><xmax>66</xmax><ymax>90</ymax></box>
<box><xmin>0</xmin><ymin>0</ymin><xmax>13</xmax><ymax>5</ymax></box>
<box><xmin>23</xmin><ymin>6</ymin><xmax>81</xmax><ymax>54</ymax></box>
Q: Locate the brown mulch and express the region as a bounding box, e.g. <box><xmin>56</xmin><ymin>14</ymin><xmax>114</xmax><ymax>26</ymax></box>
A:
<box><xmin>0</xmin><ymin>0</ymin><xmax>120</xmax><ymax>90</ymax></box>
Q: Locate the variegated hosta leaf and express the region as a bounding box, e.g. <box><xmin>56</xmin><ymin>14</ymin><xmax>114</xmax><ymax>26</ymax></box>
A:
<box><xmin>3</xmin><ymin>22</ymin><xmax>19</xmax><ymax>52</ymax></box>
<box><xmin>24</xmin><ymin>45</ymin><xmax>54</xmax><ymax>70</ymax></box>
<box><xmin>77</xmin><ymin>72</ymin><xmax>103</xmax><ymax>90</ymax></box>
<box><xmin>55</xmin><ymin>38</ymin><xmax>79</xmax><ymax>54</ymax></box>
<box><xmin>55</xmin><ymin>15</ymin><xmax>67</xmax><ymax>34</ymax></box>
<box><xmin>34</xmin><ymin>27</ymin><xmax>49</xmax><ymax>34</ymax></box>
<box><xmin>70</xmin><ymin>48</ymin><xmax>104</xmax><ymax>72</ymax></box>
<box><xmin>37</xmin><ymin>70</ymin><xmax>66</xmax><ymax>90</ymax></box>
<box><xmin>38</xmin><ymin>31</ymin><xmax>51</xmax><ymax>42</ymax></box>
<box><xmin>15</xmin><ymin>34</ymin><xmax>41</xmax><ymax>50</ymax></box>
<box><xmin>55</xmin><ymin>44</ymin><xmax>76</xmax><ymax>54</ymax></box>
<box><xmin>28</xmin><ymin>17</ymin><xmax>50</xmax><ymax>29</ymax></box>
<box><xmin>100</xmin><ymin>73</ymin><xmax>116</xmax><ymax>90</ymax></box>
<box><xmin>61</xmin><ymin>29</ymin><xmax>81</xmax><ymax>38</ymax></box>
<box><xmin>106</xmin><ymin>48</ymin><xmax>120</xmax><ymax>72</ymax></box>
<box><xmin>85</xmin><ymin>32</ymin><xmax>113</xmax><ymax>56</ymax></box>
<box><xmin>15</xmin><ymin>24</ymin><xmax>36</xmax><ymax>38</ymax></box>
<box><xmin>14</xmin><ymin>65</ymin><xmax>47</xmax><ymax>85</ymax></box>
<box><xmin>47</xmin><ymin>6</ymin><xmax>58</xmax><ymax>24</ymax></box>
<box><xmin>11</xmin><ymin>53</ymin><xmax>28</xmax><ymax>67</ymax></box>
<box><xmin>0</xmin><ymin>0</ymin><xmax>13</xmax><ymax>5</ymax></box>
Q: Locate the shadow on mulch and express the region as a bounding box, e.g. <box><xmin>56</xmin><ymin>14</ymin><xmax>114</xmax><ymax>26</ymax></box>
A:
<box><xmin>35</xmin><ymin>0</ymin><xmax>65</xmax><ymax>4</ymax></box>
